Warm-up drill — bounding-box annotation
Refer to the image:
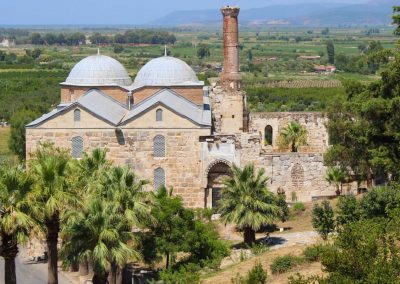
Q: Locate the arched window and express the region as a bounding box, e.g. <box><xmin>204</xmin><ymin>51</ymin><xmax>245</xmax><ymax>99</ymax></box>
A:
<box><xmin>153</xmin><ymin>135</ymin><xmax>165</xmax><ymax>157</ymax></box>
<box><xmin>71</xmin><ymin>136</ymin><xmax>83</xmax><ymax>158</ymax></box>
<box><xmin>156</xmin><ymin>109</ymin><xmax>163</xmax><ymax>121</ymax></box>
<box><xmin>265</xmin><ymin>125</ymin><xmax>273</xmax><ymax>146</ymax></box>
<box><xmin>154</xmin><ymin>168</ymin><xmax>165</xmax><ymax>190</ymax></box>
<box><xmin>74</xmin><ymin>109</ymin><xmax>81</xmax><ymax>122</ymax></box>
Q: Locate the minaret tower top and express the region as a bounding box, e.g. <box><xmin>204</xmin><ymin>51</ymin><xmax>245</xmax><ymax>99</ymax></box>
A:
<box><xmin>220</xmin><ymin>6</ymin><xmax>241</xmax><ymax>90</ymax></box>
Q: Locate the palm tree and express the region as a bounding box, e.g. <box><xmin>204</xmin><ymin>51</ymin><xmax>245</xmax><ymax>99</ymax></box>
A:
<box><xmin>29</xmin><ymin>143</ymin><xmax>77</xmax><ymax>284</ymax></box>
<box><xmin>61</xmin><ymin>166</ymin><xmax>151</xmax><ymax>284</ymax></box>
<box><xmin>61</xmin><ymin>197</ymin><xmax>139</xmax><ymax>284</ymax></box>
<box><xmin>99</xmin><ymin>166</ymin><xmax>151</xmax><ymax>284</ymax></box>
<box><xmin>325</xmin><ymin>166</ymin><xmax>347</xmax><ymax>195</ymax></box>
<box><xmin>0</xmin><ymin>163</ymin><xmax>35</xmax><ymax>284</ymax></box>
<box><xmin>277</xmin><ymin>121</ymin><xmax>308</xmax><ymax>152</ymax></box>
<box><xmin>218</xmin><ymin>164</ymin><xmax>280</xmax><ymax>245</ymax></box>
<box><xmin>63</xmin><ymin>149</ymin><xmax>110</xmax><ymax>275</ymax></box>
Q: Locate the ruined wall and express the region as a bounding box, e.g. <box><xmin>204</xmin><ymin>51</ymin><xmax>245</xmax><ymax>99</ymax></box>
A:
<box><xmin>26</xmin><ymin>127</ymin><xmax>210</xmax><ymax>208</ymax></box>
<box><xmin>249</xmin><ymin>112</ymin><xmax>328</xmax><ymax>153</ymax></box>
<box><xmin>237</xmin><ymin>132</ymin><xmax>336</xmax><ymax>202</ymax></box>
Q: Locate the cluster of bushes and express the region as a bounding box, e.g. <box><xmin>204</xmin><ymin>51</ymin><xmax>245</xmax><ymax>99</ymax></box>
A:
<box><xmin>232</xmin><ymin>263</ymin><xmax>268</xmax><ymax>284</ymax></box>
<box><xmin>271</xmin><ymin>255</ymin><xmax>305</xmax><ymax>274</ymax></box>
<box><xmin>0</xmin><ymin>49</ymin><xmax>42</xmax><ymax>66</ymax></box>
<box><xmin>269</xmin><ymin>244</ymin><xmax>330</xmax><ymax>276</ymax></box>
<box><xmin>28</xmin><ymin>32</ymin><xmax>86</xmax><ymax>45</ymax></box>
<box><xmin>23</xmin><ymin>30</ymin><xmax>176</xmax><ymax>46</ymax></box>
<box><xmin>296</xmin><ymin>186</ymin><xmax>400</xmax><ymax>283</ymax></box>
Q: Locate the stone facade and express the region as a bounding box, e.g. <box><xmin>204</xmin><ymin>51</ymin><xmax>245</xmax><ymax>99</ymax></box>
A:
<box><xmin>27</xmin><ymin>104</ymin><xmax>210</xmax><ymax>207</ymax></box>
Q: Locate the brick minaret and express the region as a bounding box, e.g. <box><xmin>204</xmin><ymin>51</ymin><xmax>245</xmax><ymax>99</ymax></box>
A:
<box><xmin>209</xmin><ymin>6</ymin><xmax>247</xmax><ymax>134</ymax></box>
<box><xmin>221</xmin><ymin>6</ymin><xmax>241</xmax><ymax>90</ymax></box>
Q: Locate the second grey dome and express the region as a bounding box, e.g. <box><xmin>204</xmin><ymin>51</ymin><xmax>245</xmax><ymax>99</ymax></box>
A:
<box><xmin>133</xmin><ymin>56</ymin><xmax>202</xmax><ymax>87</ymax></box>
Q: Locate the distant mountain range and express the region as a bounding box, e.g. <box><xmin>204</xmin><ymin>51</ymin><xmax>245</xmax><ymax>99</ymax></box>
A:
<box><xmin>150</xmin><ymin>1</ymin><xmax>395</xmax><ymax>27</ymax></box>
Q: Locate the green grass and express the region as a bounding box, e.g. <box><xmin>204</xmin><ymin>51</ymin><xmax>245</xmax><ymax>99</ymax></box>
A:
<box><xmin>0</xmin><ymin>127</ymin><xmax>11</xmax><ymax>157</ymax></box>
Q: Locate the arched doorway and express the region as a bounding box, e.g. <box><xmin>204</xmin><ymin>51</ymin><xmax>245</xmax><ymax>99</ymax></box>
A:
<box><xmin>206</xmin><ymin>161</ymin><xmax>232</xmax><ymax>208</ymax></box>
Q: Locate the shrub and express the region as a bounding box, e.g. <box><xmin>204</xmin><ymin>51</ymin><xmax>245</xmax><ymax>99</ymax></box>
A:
<box><xmin>277</xmin><ymin>194</ymin><xmax>290</xmax><ymax>222</ymax></box>
<box><xmin>312</xmin><ymin>200</ymin><xmax>335</xmax><ymax>240</ymax></box>
<box><xmin>231</xmin><ymin>262</ymin><xmax>267</xmax><ymax>284</ymax></box>
<box><xmin>270</xmin><ymin>255</ymin><xmax>304</xmax><ymax>274</ymax></box>
<box><xmin>336</xmin><ymin>195</ymin><xmax>360</xmax><ymax>228</ymax></box>
<box><xmin>358</xmin><ymin>186</ymin><xmax>400</xmax><ymax>219</ymax></box>
<box><xmin>159</xmin><ymin>264</ymin><xmax>200</xmax><ymax>284</ymax></box>
<box><xmin>302</xmin><ymin>244</ymin><xmax>329</xmax><ymax>262</ymax></box>
<box><xmin>288</xmin><ymin>273</ymin><xmax>320</xmax><ymax>284</ymax></box>
<box><xmin>292</xmin><ymin>202</ymin><xmax>306</xmax><ymax>214</ymax></box>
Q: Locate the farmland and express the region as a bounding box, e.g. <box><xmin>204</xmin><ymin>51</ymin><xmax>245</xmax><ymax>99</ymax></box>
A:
<box><xmin>0</xmin><ymin>26</ymin><xmax>397</xmax><ymax>122</ymax></box>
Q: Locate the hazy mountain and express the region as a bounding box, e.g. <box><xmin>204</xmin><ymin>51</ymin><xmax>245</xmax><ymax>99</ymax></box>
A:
<box><xmin>150</xmin><ymin>2</ymin><xmax>394</xmax><ymax>27</ymax></box>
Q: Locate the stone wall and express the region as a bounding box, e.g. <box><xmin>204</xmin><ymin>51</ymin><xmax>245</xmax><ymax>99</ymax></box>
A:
<box><xmin>26</xmin><ymin>127</ymin><xmax>210</xmax><ymax>208</ymax></box>
<box><xmin>249</xmin><ymin>112</ymin><xmax>328</xmax><ymax>153</ymax></box>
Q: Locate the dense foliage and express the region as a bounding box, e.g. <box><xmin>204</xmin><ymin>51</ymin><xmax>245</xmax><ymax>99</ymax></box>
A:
<box><xmin>246</xmin><ymin>87</ymin><xmax>346</xmax><ymax>112</ymax></box>
<box><xmin>8</xmin><ymin>109</ymin><xmax>40</xmax><ymax>161</ymax></box>
<box><xmin>137</xmin><ymin>187</ymin><xmax>229</xmax><ymax>274</ymax></box>
<box><xmin>298</xmin><ymin>186</ymin><xmax>400</xmax><ymax>283</ymax></box>
<box><xmin>325</xmin><ymin>55</ymin><xmax>400</xmax><ymax>185</ymax></box>
<box><xmin>0</xmin><ymin>71</ymin><xmax>66</xmax><ymax>121</ymax></box>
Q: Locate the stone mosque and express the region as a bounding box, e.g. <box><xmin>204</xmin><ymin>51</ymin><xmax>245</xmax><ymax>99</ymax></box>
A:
<box><xmin>26</xmin><ymin>6</ymin><xmax>336</xmax><ymax>207</ymax></box>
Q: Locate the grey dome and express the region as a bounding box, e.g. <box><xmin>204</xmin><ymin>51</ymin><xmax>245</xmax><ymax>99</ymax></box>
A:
<box><xmin>64</xmin><ymin>54</ymin><xmax>132</xmax><ymax>86</ymax></box>
<box><xmin>133</xmin><ymin>56</ymin><xmax>201</xmax><ymax>87</ymax></box>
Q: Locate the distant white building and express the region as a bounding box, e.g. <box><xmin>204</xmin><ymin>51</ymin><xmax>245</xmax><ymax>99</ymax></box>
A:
<box><xmin>0</xmin><ymin>38</ymin><xmax>16</xmax><ymax>47</ymax></box>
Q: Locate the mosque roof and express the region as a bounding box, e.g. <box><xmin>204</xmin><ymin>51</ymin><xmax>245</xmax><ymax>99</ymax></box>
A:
<box><xmin>133</xmin><ymin>56</ymin><xmax>203</xmax><ymax>88</ymax></box>
<box><xmin>121</xmin><ymin>89</ymin><xmax>211</xmax><ymax>126</ymax></box>
<box><xmin>27</xmin><ymin>88</ymin><xmax>211</xmax><ymax>128</ymax></box>
<box><xmin>61</xmin><ymin>54</ymin><xmax>132</xmax><ymax>87</ymax></box>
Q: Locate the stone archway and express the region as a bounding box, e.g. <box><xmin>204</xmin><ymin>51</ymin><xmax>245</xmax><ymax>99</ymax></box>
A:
<box><xmin>205</xmin><ymin>160</ymin><xmax>232</xmax><ymax>208</ymax></box>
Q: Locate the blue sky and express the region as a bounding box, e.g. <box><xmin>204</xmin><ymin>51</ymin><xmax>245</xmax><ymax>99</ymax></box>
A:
<box><xmin>1</xmin><ymin>0</ymin><xmax>372</xmax><ymax>25</ymax></box>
